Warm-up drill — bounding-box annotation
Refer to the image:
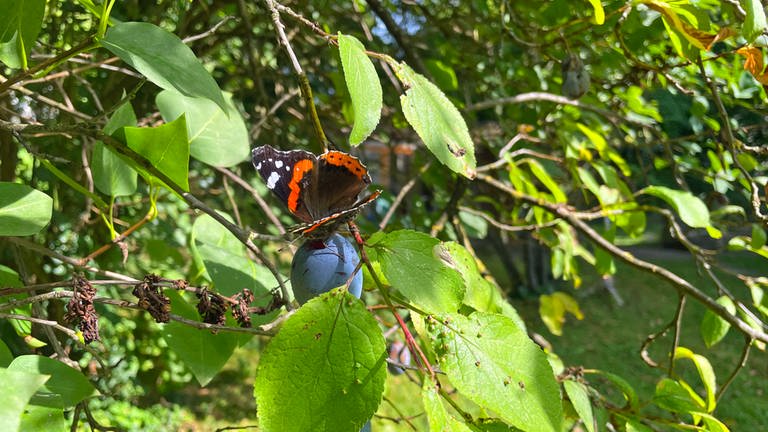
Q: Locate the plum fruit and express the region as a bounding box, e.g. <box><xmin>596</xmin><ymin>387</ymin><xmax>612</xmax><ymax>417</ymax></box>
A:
<box><xmin>290</xmin><ymin>233</ymin><xmax>362</xmax><ymax>305</ymax></box>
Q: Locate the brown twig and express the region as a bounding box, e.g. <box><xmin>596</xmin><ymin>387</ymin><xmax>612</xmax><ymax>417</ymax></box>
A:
<box><xmin>216</xmin><ymin>166</ymin><xmax>286</xmax><ymax>235</ymax></box>
<box><xmin>379</xmin><ymin>161</ymin><xmax>431</xmax><ymax>229</ymax></box>
<box><xmin>478</xmin><ymin>173</ymin><xmax>768</xmax><ymax>344</ymax></box>
<box><xmin>716</xmin><ymin>336</ymin><xmax>753</xmax><ymax>403</ymax></box>
<box><xmin>265</xmin><ymin>0</ymin><xmax>329</xmax><ymax>151</ymax></box>
<box><xmin>0</xmin><ymin>36</ymin><xmax>96</xmax><ymax>94</ymax></box>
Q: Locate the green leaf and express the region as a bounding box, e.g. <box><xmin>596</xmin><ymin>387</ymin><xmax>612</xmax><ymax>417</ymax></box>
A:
<box><xmin>427</xmin><ymin>312</ymin><xmax>563</xmax><ymax>432</ymax></box>
<box><xmin>729</xmin><ymin>235</ymin><xmax>768</xmax><ymax>260</ymax></box>
<box><xmin>586</xmin><ymin>370</ymin><xmax>638</xmax><ymax>411</ymax></box>
<box><xmin>701</xmin><ymin>296</ymin><xmax>736</xmax><ymax>348</ymax></box>
<box><xmin>156</xmin><ymin>90</ymin><xmax>250</xmax><ymax>167</ymax></box>
<box><xmin>100</xmin><ymin>22</ymin><xmax>227</xmax><ymax>112</ymax></box>
<box><xmin>19</xmin><ymin>406</ymin><xmax>66</xmax><ymax>432</ymax></box>
<box><xmin>397</xmin><ymin>64</ymin><xmax>476</xmax><ymax>178</ymax></box>
<box><xmin>367</xmin><ymin>230</ymin><xmax>465</xmax><ymax>313</ymax></box>
<box><xmin>696</xmin><ymin>412</ymin><xmax>730</xmax><ymax>432</ymax></box>
<box><xmin>674</xmin><ymin>347</ymin><xmax>716</xmax><ymax>412</ymax></box>
<box><xmin>123</xmin><ymin>114</ymin><xmax>190</xmax><ymax>192</ymax></box>
<box><xmin>0</xmin><ymin>340</ymin><xmax>11</xmax><ymax>367</ymax></box>
<box><xmin>92</xmin><ymin>142</ymin><xmax>138</xmax><ymax>197</ymax></box>
<box><xmin>161</xmin><ymin>290</ymin><xmax>239</xmax><ymax>387</ymax></box>
<box><xmin>0</xmin><ymin>368</ymin><xmax>49</xmax><ymax>432</ymax></box>
<box><xmin>0</xmin><ymin>183</ymin><xmax>52</xmax><ymax>236</ymax></box>
<box><xmin>443</xmin><ymin>242</ymin><xmax>526</xmax><ymax>331</ymax></box>
<box><xmin>751</xmin><ymin>224</ymin><xmax>767</xmax><ymax>250</ymax></box>
<box><xmin>424</xmin><ymin>59</ymin><xmax>458</xmax><ymax>91</ymax></box>
<box><xmin>254</xmin><ymin>289</ymin><xmax>386</xmax><ymax>432</ymax></box>
<box><xmin>458</xmin><ymin>210</ymin><xmax>488</xmax><ymax>239</ymax></box>
<box><xmin>564</xmin><ymin>380</ymin><xmax>595</xmax><ymax>432</ymax></box>
<box><xmin>422</xmin><ymin>379</ymin><xmax>473</xmax><ymax>432</ymax></box>
<box><xmin>338</xmin><ymin>33</ymin><xmax>382</xmax><ymax>146</ymax></box>
<box><xmin>625</xmin><ymin>418</ymin><xmax>654</xmax><ymax>432</ymax></box>
<box><xmin>7</xmin><ymin>355</ymin><xmax>96</xmax><ymax>408</ymax></box>
<box><xmin>743</xmin><ymin>0</ymin><xmax>767</xmax><ymax>43</ymax></box>
<box><xmin>190</xmin><ymin>213</ymin><xmax>278</xmax><ymax>327</ymax></box>
<box><xmin>586</xmin><ymin>0</ymin><xmax>605</xmax><ymax>24</ymax></box>
<box><xmin>523</xmin><ymin>159</ymin><xmax>567</xmax><ymax>203</ymax></box>
<box><xmin>641</xmin><ymin>185</ymin><xmax>710</xmax><ymax>229</ymax></box>
<box><xmin>93</xmin><ymin>99</ymin><xmax>138</xmax><ymax>196</ymax></box>
<box><xmin>0</xmin><ymin>0</ymin><xmax>46</xmax><ymax>69</ymax></box>
<box><xmin>653</xmin><ymin>378</ymin><xmax>705</xmax><ymax>414</ymax></box>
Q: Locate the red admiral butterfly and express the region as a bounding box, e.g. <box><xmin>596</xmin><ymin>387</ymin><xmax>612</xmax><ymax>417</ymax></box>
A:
<box><xmin>252</xmin><ymin>145</ymin><xmax>381</xmax><ymax>238</ymax></box>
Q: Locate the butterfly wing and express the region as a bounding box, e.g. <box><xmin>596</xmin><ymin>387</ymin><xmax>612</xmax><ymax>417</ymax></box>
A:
<box><xmin>251</xmin><ymin>145</ymin><xmax>316</xmax><ymax>223</ymax></box>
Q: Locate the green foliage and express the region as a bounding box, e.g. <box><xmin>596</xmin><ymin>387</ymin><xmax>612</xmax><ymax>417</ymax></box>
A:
<box><xmin>124</xmin><ymin>114</ymin><xmax>190</xmax><ymax>191</ymax></box>
<box><xmin>426</xmin><ymin>311</ymin><xmax>563</xmax><ymax>432</ymax></box>
<box><xmin>1</xmin><ymin>0</ymin><xmax>766</xmax><ymax>430</ymax></box>
<box><xmin>0</xmin><ymin>183</ymin><xmax>52</xmax><ymax>236</ymax></box>
<box><xmin>156</xmin><ymin>91</ymin><xmax>250</xmax><ymax>167</ymax></box>
<box><xmin>254</xmin><ymin>289</ymin><xmax>385</xmax><ymax>432</ymax></box>
<box><xmin>338</xmin><ymin>33</ymin><xmax>382</xmax><ymax>146</ymax></box>
<box><xmin>563</xmin><ymin>380</ymin><xmax>595</xmax><ymax>432</ymax></box>
<box><xmin>7</xmin><ymin>355</ymin><xmax>96</xmax><ymax>409</ymax></box>
<box><xmin>367</xmin><ymin>230</ymin><xmax>465</xmax><ymax>313</ymax></box>
<box><xmin>0</xmin><ymin>0</ymin><xmax>45</xmax><ymax>69</ymax></box>
<box><xmin>0</xmin><ymin>368</ymin><xmax>49</xmax><ymax>432</ymax></box>
<box><xmin>100</xmin><ymin>22</ymin><xmax>227</xmax><ymax>112</ymax></box>
<box><xmin>161</xmin><ymin>290</ymin><xmax>240</xmax><ymax>387</ymax></box>
<box><xmin>422</xmin><ymin>379</ymin><xmax>473</xmax><ymax>432</ymax></box>
<box><xmin>397</xmin><ymin>64</ymin><xmax>477</xmax><ymax>178</ymax></box>
<box><xmin>92</xmin><ymin>100</ymin><xmax>139</xmax><ymax>197</ymax></box>
<box><xmin>701</xmin><ymin>296</ymin><xmax>736</xmax><ymax>348</ymax></box>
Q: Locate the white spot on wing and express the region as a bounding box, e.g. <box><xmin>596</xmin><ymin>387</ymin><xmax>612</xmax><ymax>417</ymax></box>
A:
<box><xmin>266</xmin><ymin>172</ymin><xmax>280</xmax><ymax>189</ymax></box>
<box><xmin>274</xmin><ymin>160</ymin><xmax>283</xmax><ymax>169</ymax></box>
<box><xmin>256</xmin><ymin>162</ymin><xmax>262</xmax><ymax>170</ymax></box>
<box><xmin>286</xmin><ymin>165</ymin><xmax>290</xmax><ymax>171</ymax></box>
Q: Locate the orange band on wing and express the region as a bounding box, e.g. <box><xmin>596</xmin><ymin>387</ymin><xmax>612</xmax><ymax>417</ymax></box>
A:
<box><xmin>322</xmin><ymin>151</ymin><xmax>368</xmax><ymax>180</ymax></box>
<box><xmin>287</xmin><ymin>159</ymin><xmax>314</xmax><ymax>212</ymax></box>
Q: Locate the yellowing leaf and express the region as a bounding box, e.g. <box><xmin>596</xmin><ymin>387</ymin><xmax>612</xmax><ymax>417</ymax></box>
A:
<box><xmin>539</xmin><ymin>292</ymin><xmax>584</xmax><ymax>336</ymax></box>
<box><xmin>737</xmin><ymin>46</ymin><xmax>768</xmax><ymax>85</ymax></box>
<box><xmin>586</xmin><ymin>0</ymin><xmax>605</xmax><ymax>25</ymax></box>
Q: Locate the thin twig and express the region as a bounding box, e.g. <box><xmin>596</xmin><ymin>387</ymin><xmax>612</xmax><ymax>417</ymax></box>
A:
<box><xmin>265</xmin><ymin>0</ymin><xmax>328</xmax><ymax>150</ymax></box>
<box><xmin>668</xmin><ymin>295</ymin><xmax>686</xmax><ymax>376</ymax></box>
<box><xmin>716</xmin><ymin>337</ymin><xmax>752</xmax><ymax>403</ymax></box>
<box><xmin>182</xmin><ymin>16</ymin><xmax>237</xmax><ymax>44</ymax></box>
<box><xmin>379</xmin><ymin>161</ymin><xmax>431</xmax><ymax>229</ymax></box>
<box><xmin>0</xmin><ymin>36</ymin><xmax>96</xmax><ymax>94</ymax></box>
<box><xmin>216</xmin><ymin>166</ymin><xmax>286</xmax><ymax>235</ymax></box>
<box><xmin>479</xmin><ymin>173</ymin><xmax>768</xmax><ymax>344</ymax></box>
<box><xmin>466</xmin><ymin>91</ymin><xmax>651</xmax><ymax>128</ymax></box>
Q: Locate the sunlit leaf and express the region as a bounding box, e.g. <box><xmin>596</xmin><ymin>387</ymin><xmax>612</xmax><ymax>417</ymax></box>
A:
<box><xmin>427</xmin><ymin>311</ymin><xmax>563</xmax><ymax>432</ymax></box>
<box><xmin>156</xmin><ymin>90</ymin><xmax>250</xmax><ymax>167</ymax></box>
<box><xmin>743</xmin><ymin>0</ymin><xmax>767</xmax><ymax>43</ymax></box>
<box><xmin>674</xmin><ymin>347</ymin><xmax>716</xmax><ymax>412</ymax></box>
<box><xmin>0</xmin><ymin>369</ymin><xmax>49</xmax><ymax>432</ymax></box>
<box><xmin>123</xmin><ymin>114</ymin><xmax>190</xmax><ymax>192</ymax></box>
<box><xmin>7</xmin><ymin>356</ymin><xmax>96</xmax><ymax>409</ymax></box>
<box><xmin>397</xmin><ymin>63</ymin><xmax>476</xmax><ymax>178</ymax></box>
<box><xmin>254</xmin><ymin>289</ymin><xmax>385</xmax><ymax>432</ymax></box>
<box><xmin>338</xmin><ymin>33</ymin><xmax>382</xmax><ymax>146</ymax></box>
<box><xmin>101</xmin><ymin>22</ymin><xmax>227</xmax><ymax>112</ymax></box>
<box><xmin>564</xmin><ymin>380</ymin><xmax>595</xmax><ymax>432</ymax></box>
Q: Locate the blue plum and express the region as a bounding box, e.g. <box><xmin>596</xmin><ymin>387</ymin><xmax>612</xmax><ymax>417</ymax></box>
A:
<box><xmin>290</xmin><ymin>234</ymin><xmax>363</xmax><ymax>305</ymax></box>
